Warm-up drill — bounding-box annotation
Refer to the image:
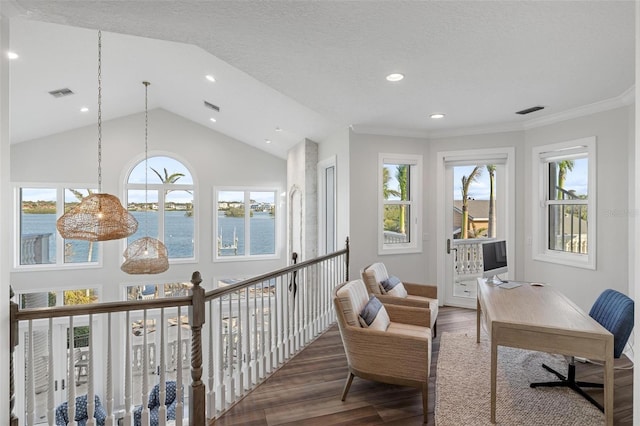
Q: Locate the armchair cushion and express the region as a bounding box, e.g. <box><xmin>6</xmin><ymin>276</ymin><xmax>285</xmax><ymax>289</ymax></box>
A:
<box><xmin>358</xmin><ymin>296</ymin><xmax>390</xmax><ymax>331</ymax></box>
<box><xmin>336</xmin><ymin>279</ymin><xmax>370</xmax><ymax>327</ymax></box>
<box><xmin>380</xmin><ymin>276</ymin><xmax>408</xmax><ymax>298</ymax></box>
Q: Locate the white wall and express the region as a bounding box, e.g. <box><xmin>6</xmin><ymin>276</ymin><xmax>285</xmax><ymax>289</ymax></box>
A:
<box><xmin>348</xmin><ymin>106</ymin><xmax>632</xmax><ymax>313</ymax></box>
<box><xmin>1</xmin><ymin>9</ymin><xmax>12</xmax><ymax>421</ymax></box>
<box><xmin>10</xmin><ymin>108</ymin><xmax>288</xmax><ymax>301</ymax></box>
<box><xmin>349</xmin><ymin>132</ymin><xmax>429</xmax><ymax>283</ymax></box>
<box><xmin>523</xmin><ymin>107</ymin><xmax>631</xmax><ymax>310</ymax></box>
<box><xmin>318</xmin><ymin>128</ymin><xmax>350</xmax><ymax>258</ymax></box>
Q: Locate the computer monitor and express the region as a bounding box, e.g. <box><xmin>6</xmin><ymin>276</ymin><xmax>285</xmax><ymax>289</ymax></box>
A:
<box><xmin>482</xmin><ymin>240</ymin><xmax>508</xmax><ymax>284</ymax></box>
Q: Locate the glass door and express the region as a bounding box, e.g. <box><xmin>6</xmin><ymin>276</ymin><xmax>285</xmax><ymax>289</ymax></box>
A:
<box><xmin>438</xmin><ymin>149</ymin><xmax>514</xmax><ymax>308</ymax></box>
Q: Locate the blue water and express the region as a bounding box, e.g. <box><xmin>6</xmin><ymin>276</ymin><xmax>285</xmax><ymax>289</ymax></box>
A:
<box><xmin>21</xmin><ymin>210</ymin><xmax>275</xmax><ymax>264</ymax></box>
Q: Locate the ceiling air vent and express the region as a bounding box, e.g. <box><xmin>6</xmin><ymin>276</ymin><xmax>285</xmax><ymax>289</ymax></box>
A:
<box><xmin>204</xmin><ymin>100</ymin><xmax>220</xmax><ymax>112</ymax></box>
<box><xmin>515</xmin><ymin>105</ymin><xmax>544</xmax><ymax>115</ymax></box>
<box><xmin>48</xmin><ymin>88</ymin><xmax>74</xmax><ymax>98</ymax></box>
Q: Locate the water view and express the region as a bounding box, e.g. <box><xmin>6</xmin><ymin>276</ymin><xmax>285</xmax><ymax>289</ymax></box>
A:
<box><xmin>21</xmin><ymin>210</ymin><xmax>276</xmax><ymax>264</ymax></box>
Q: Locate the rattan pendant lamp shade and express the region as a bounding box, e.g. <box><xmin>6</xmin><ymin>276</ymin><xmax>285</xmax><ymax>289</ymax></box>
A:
<box><xmin>121</xmin><ymin>81</ymin><xmax>169</xmax><ymax>274</ymax></box>
<box><xmin>57</xmin><ymin>30</ymin><xmax>138</xmax><ymax>242</ymax></box>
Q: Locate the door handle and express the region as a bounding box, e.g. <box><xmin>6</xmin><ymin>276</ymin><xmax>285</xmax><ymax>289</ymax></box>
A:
<box><xmin>446</xmin><ymin>239</ymin><xmax>457</xmax><ymax>254</ymax></box>
<box><xmin>54</xmin><ymin>380</ymin><xmax>57</xmax><ymax>391</ymax></box>
<box><xmin>61</xmin><ymin>379</ymin><xmax>65</xmax><ymax>390</ymax></box>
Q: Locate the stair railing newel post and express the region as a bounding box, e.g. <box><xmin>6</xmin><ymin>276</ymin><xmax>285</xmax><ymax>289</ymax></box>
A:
<box><xmin>345</xmin><ymin>237</ymin><xmax>350</xmax><ymax>281</ymax></box>
<box><xmin>9</xmin><ymin>286</ymin><xmax>18</xmax><ymax>426</ymax></box>
<box><xmin>189</xmin><ymin>271</ymin><xmax>206</xmax><ymax>424</ymax></box>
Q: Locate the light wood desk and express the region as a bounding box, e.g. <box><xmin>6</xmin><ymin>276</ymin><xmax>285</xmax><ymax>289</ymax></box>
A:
<box><xmin>476</xmin><ymin>278</ymin><xmax>614</xmax><ymax>425</ymax></box>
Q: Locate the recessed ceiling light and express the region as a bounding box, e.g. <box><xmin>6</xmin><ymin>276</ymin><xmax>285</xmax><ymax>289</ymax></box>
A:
<box><xmin>386</xmin><ymin>73</ymin><xmax>404</xmax><ymax>82</ymax></box>
<box><xmin>7</xmin><ymin>52</ymin><xmax>18</xmax><ymax>60</ymax></box>
<box><xmin>430</xmin><ymin>113</ymin><xmax>445</xmax><ymax>119</ymax></box>
<box><xmin>205</xmin><ymin>75</ymin><xmax>216</xmax><ymax>82</ymax></box>
<box><xmin>80</xmin><ymin>107</ymin><xmax>89</xmax><ymax>113</ymax></box>
<box><xmin>265</xmin><ymin>139</ymin><xmax>272</xmax><ymax>144</ymax></box>
<box><xmin>209</xmin><ymin>117</ymin><xmax>217</xmax><ymax>123</ymax></box>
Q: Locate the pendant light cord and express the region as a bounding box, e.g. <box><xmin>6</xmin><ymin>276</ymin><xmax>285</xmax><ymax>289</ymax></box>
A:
<box><xmin>143</xmin><ymin>81</ymin><xmax>150</xmax><ymax>237</ymax></box>
<box><xmin>97</xmin><ymin>30</ymin><xmax>103</xmax><ymax>193</ymax></box>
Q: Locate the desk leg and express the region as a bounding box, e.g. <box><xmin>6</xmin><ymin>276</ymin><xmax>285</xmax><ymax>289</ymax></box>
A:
<box><xmin>491</xmin><ymin>338</ymin><xmax>497</xmax><ymax>424</ymax></box>
<box><xmin>604</xmin><ymin>350</ymin><xmax>614</xmax><ymax>425</ymax></box>
<box><xmin>476</xmin><ymin>297</ymin><xmax>480</xmax><ymax>343</ymax></box>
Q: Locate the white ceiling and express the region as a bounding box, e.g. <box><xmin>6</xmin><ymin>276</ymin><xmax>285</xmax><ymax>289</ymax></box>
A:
<box><xmin>5</xmin><ymin>1</ymin><xmax>636</xmax><ymax>159</ymax></box>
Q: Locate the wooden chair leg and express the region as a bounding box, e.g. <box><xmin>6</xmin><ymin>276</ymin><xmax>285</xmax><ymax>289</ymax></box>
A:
<box><xmin>341</xmin><ymin>372</ymin><xmax>355</xmax><ymax>401</ymax></box>
<box><xmin>421</xmin><ymin>382</ymin><xmax>429</xmax><ymax>424</ymax></box>
<box><xmin>433</xmin><ymin>321</ymin><xmax>437</xmax><ymax>338</ymax></box>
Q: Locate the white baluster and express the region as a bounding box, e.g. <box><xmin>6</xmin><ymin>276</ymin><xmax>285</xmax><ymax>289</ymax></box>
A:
<box><xmin>47</xmin><ymin>318</ymin><xmax>54</xmax><ymax>425</ymax></box>
<box><xmin>87</xmin><ymin>315</ymin><xmax>95</xmax><ymax>426</ymax></box>
<box><xmin>237</xmin><ymin>290</ymin><xmax>243</xmax><ymax>397</ymax></box>
<box><xmin>175</xmin><ymin>306</ymin><xmax>183</xmax><ymax>426</ymax></box>
<box><xmin>218</xmin><ymin>299</ymin><xmax>226</xmax><ymax>411</ymax></box>
<box><xmin>26</xmin><ymin>320</ymin><xmax>34</xmax><ymax>426</ymax></box>
<box><xmin>124</xmin><ymin>311</ymin><xmax>132</xmax><ymax>426</ymax></box>
<box><xmin>141</xmin><ymin>310</ymin><xmax>150</xmax><ymax>426</ymax></box>
<box><xmin>159</xmin><ymin>308</ymin><xmax>166</xmax><ymax>426</ymax></box>
<box><xmin>105</xmin><ymin>313</ymin><xmax>114</xmax><ymax>426</ymax></box>
<box><xmin>207</xmin><ymin>300</ymin><xmax>215</xmax><ymax>416</ymax></box>
<box><xmin>68</xmin><ymin>317</ymin><xmax>75</xmax><ymax>426</ymax></box>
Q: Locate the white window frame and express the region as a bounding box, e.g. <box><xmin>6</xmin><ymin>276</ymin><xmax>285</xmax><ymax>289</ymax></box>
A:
<box><xmin>124</xmin><ymin>154</ymin><xmax>197</xmax><ymax>264</ymax></box>
<box><xmin>13</xmin><ymin>184</ymin><xmax>103</xmax><ymax>271</ymax></box>
<box><xmin>532</xmin><ymin>137</ymin><xmax>596</xmax><ymax>269</ymax></box>
<box><xmin>214</xmin><ymin>187</ymin><xmax>280</xmax><ymax>262</ymax></box>
<box><xmin>378</xmin><ymin>153</ymin><xmax>423</xmax><ymax>255</ymax></box>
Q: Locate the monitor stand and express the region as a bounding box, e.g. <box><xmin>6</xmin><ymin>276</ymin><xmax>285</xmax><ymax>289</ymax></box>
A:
<box><xmin>486</xmin><ymin>275</ymin><xmax>505</xmax><ymax>286</ymax></box>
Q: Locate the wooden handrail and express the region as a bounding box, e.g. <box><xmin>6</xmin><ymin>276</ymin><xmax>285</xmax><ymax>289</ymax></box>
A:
<box><xmin>205</xmin><ymin>242</ymin><xmax>349</xmax><ymax>301</ymax></box>
<box><xmin>14</xmin><ymin>295</ymin><xmax>193</xmax><ymax>321</ymax></box>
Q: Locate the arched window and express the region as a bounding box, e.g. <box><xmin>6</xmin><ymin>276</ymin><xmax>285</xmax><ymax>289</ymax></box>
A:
<box><xmin>126</xmin><ymin>155</ymin><xmax>195</xmax><ymax>260</ymax></box>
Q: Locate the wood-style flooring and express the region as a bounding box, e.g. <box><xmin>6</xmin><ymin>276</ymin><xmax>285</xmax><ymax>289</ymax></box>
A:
<box><xmin>212</xmin><ymin>306</ymin><xmax>633</xmax><ymax>425</ymax></box>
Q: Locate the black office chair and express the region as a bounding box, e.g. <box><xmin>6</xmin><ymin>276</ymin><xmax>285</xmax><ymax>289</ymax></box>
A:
<box><xmin>530</xmin><ymin>289</ymin><xmax>634</xmax><ymax>411</ymax></box>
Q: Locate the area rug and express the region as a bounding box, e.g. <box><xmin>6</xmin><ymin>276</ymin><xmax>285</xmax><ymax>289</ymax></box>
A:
<box><xmin>435</xmin><ymin>332</ymin><xmax>604</xmax><ymax>425</ymax></box>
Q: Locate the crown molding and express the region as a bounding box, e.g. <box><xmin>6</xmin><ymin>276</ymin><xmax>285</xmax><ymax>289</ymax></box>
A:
<box><xmin>348</xmin><ymin>85</ymin><xmax>635</xmax><ymax>141</ymax></box>
<box><xmin>523</xmin><ymin>85</ymin><xmax>635</xmax><ymax>130</ymax></box>
<box><xmin>427</xmin><ymin>122</ymin><xmax>524</xmax><ymax>139</ymax></box>
<box><xmin>349</xmin><ymin>125</ymin><xmax>429</xmax><ymax>139</ymax></box>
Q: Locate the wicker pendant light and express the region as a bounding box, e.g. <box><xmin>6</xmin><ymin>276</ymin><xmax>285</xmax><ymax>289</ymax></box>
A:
<box><xmin>121</xmin><ymin>82</ymin><xmax>169</xmax><ymax>274</ymax></box>
<box><xmin>57</xmin><ymin>30</ymin><xmax>138</xmax><ymax>242</ymax></box>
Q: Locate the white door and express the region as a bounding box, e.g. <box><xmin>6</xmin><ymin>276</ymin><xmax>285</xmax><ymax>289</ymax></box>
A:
<box><xmin>17</xmin><ymin>318</ymin><xmax>96</xmax><ymax>424</ymax></box>
<box><xmin>318</xmin><ymin>156</ymin><xmax>337</xmax><ymax>255</ymax></box>
<box><xmin>436</xmin><ymin>149</ymin><xmax>515</xmax><ymax>308</ymax></box>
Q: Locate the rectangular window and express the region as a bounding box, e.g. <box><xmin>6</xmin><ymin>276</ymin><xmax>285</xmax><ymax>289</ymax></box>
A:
<box><xmin>215</xmin><ymin>188</ymin><xmax>278</xmax><ymax>260</ymax></box>
<box><xmin>532</xmin><ymin>138</ymin><xmax>595</xmax><ymax>269</ymax></box>
<box><xmin>17</xmin><ymin>186</ymin><xmax>100</xmax><ymax>268</ymax></box>
<box><xmin>378</xmin><ymin>153</ymin><xmax>422</xmax><ymax>254</ymax></box>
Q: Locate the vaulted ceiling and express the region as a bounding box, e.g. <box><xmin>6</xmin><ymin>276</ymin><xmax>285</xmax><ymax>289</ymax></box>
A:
<box><xmin>5</xmin><ymin>1</ymin><xmax>635</xmax><ymax>158</ymax></box>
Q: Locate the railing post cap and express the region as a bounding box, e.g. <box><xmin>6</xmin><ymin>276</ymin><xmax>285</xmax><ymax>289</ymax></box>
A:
<box><xmin>191</xmin><ymin>271</ymin><xmax>202</xmax><ymax>287</ymax></box>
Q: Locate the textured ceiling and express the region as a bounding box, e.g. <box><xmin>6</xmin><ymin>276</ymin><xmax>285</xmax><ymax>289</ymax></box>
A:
<box><xmin>5</xmin><ymin>1</ymin><xmax>636</xmax><ymax>157</ymax></box>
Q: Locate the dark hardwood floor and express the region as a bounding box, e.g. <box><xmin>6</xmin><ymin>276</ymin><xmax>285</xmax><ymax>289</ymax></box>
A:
<box><xmin>213</xmin><ymin>306</ymin><xmax>633</xmax><ymax>425</ymax></box>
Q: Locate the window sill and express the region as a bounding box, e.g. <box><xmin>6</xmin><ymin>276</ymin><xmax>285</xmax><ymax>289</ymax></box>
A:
<box><xmin>533</xmin><ymin>251</ymin><xmax>595</xmax><ymax>270</ymax></box>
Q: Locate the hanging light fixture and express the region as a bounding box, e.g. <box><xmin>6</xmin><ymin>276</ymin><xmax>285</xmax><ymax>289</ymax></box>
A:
<box><xmin>121</xmin><ymin>81</ymin><xmax>169</xmax><ymax>274</ymax></box>
<box><xmin>57</xmin><ymin>30</ymin><xmax>138</xmax><ymax>241</ymax></box>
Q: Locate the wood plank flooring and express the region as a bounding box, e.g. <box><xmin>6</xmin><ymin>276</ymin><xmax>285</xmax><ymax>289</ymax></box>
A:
<box><xmin>212</xmin><ymin>306</ymin><xmax>633</xmax><ymax>425</ymax></box>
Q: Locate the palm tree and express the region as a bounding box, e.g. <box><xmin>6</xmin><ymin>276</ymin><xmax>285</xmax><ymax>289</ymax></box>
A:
<box><xmin>486</xmin><ymin>165</ymin><xmax>496</xmax><ymax>238</ymax></box>
<box><xmin>460</xmin><ymin>166</ymin><xmax>482</xmax><ymax>239</ymax></box>
<box><xmin>396</xmin><ymin>165</ymin><xmax>408</xmax><ymax>235</ymax></box>
<box><xmin>150</xmin><ymin>167</ymin><xmax>185</xmax><ymax>185</ymax></box>
<box><xmin>382</xmin><ymin>167</ymin><xmax>399</xmax><ymax>199</ymax></box>
<box><xmin>556</xmin><ymin>160</ymin><xmax>574</xmax><ymax>199</ymax></box>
